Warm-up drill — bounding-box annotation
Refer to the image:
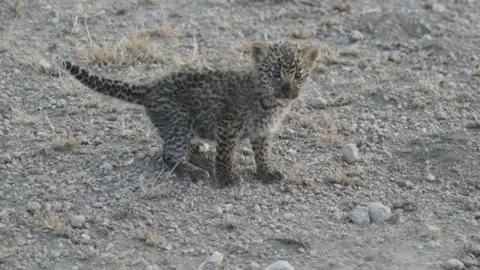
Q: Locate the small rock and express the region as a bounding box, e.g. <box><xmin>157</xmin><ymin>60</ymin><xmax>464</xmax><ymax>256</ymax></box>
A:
<box><xmin>27</xmin><ymin>201</ymin><xmax>41</xmax><ymax>212</ymax></box>
<box><xmin>342</xmin><ymin>143</ymin><xmax>359</xmax><ymax>164</ymax></box>
<box><xmin>81</xmin><ymin>233</ymin><xmax>90</xmax><ymax>241</ymax></box>
<box><xmin>331</xmin><ymin>263</ymin><xmax>354</xmax><ymax>270</ymax></box>
<box><xmin>444</xmin><ymin>259</ymin><xmax>465</xmax><ymax>270</ymax></box>
<box><xmin>242</xmin><ymin>261</ymin><xmax>261</xmax><ymax>270</ymax></box>
<box><xmin>57</xmin><ymin>99</ymin><xmax>67</xmax><ymax>108</ymax></box>
<box><xmin>367</xmin><ymin>202</ymin><xmax>392</xmax><ymax>223</ymax></box>
<box><xmin>349</xmin><ymin>30</ymin><xmax>364</xmax><ymax>42</ymax></box>
<box><xmin>0</xmin><ymin>153</ymin><xmax>12</xmax><ymax>163</ymax></box>
<box><xmin>425</xmin><ymin>172</ymin><xmax>436</xmax><ymax>182</ymax></box>
<box><xmin>432</xmin><ymin>3</ymin><xmax>446</xmax><ymax>13</ymax></box>
<box><xmin>70</xmin><ymin>215</ymin><xmax>86</xmax><ymax>228</ymax></box>
<box><xmin>309</xmin><ymin>97</ymin><xmax>328</xmax><ymax>109</ymax></box>
<box><xmin>418</xmin><ymin>224</ymin><xmax>441</xmax><ymax>240</ymax></box>
<box><xmin>348</xmin><ymin>206</ymin><xmax>370</xmax><ymax>224</ymax></box>
<box><xmin>461</xmin><ymin>256</ymin><xmax>478</xmax><ymax>268</ymax></box>
<box><xmin>207</xmin><ymin>251</ymin><xmax>225</xmax><ymax>265</ymax></box>
<box><xmin>466</xmin><ymin>122</ymin><xmax>480</xmax><ymax>129</ymax></box>
<box><xmin>145</xmin><ymin>265</ymin><xmax>160</xmax><ymax>270</ymax></box>
<box><xmin>390</xmin><ymin>209</ymin><xmax>404</xmax><ymax>224</ymax></box>
<box><xmin>100</xmin><ymin>162</ymin><xmax>113</xmax><ymax>170</ymax></box>
<box><xmin>283</xmin><ymin>213</ymin><xmax>295</xmax><ymax>220</ymax></box>
<box><xmin>435</xmin><ymin>111</ymin><xmax>447</xmax><ymax>121</ymax></box>
<box><xmin>264</xmin><ymin>260</ymin><xmax>294</xmax><ymax>270</ymax></box>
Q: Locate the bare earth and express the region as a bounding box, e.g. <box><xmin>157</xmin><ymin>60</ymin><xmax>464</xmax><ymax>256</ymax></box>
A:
<box><xmin>1</xmin><ymin>0</ymin><xmax>480</xmax><ymax>269</ymax></box>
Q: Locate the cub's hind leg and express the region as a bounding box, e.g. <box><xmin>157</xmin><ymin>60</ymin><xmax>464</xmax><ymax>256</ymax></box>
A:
<box><xmin>146</xmin><ymin>108</ymin><xmax>210</xmax><ymax>182</ymax></box>
<box><xmin>187</xmin><ymin>141</ymin><xmax>215</xmax><ymax>177</ymax></box>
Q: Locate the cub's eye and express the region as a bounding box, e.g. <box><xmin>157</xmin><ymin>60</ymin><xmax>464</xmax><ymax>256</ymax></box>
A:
<box><xmin>271</xmin><ymin>71</ymin><xmax>281</xmax><ymax>78</ymax></box>
<box><xmin>294</xmin><ymin>72</ymin><xmax>302</xmax><ymax>79</ymax></box>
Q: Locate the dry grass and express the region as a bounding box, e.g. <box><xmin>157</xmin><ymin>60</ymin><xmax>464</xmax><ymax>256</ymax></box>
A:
<box><xmin>41</xmin><ymin>212</ymin><xmax>73</xmax><ymax>238</ymax></box>
<box><xmin>424</xmin><ymin>0</ymin><xmax>437</xmax><ymax>9</ymax></box>
<box><xmin>292</xmin><ymin>27</ymin><xmax>309</xmax><ymax>39</ymax></box>
<box><xmin>138</xmin><ymin>0</ymin><xmax>158</xmax><ymax>4</ymax></box>
<box><xmin>17</xmin><ymin>53</ymin><xmax>55</xmax><ymax>75</ymax></box>
<box><xmin>418</xmin><ymin>76</ymin><xmax>440</xmax><ymax>96</ymax></box>
<box><xmin>141</xmin><ymin>172</ymin><xmax>171</xmax><ymax>200</ymax></box>
<box><xmin>325</xmin><ymin>167</ymin><xmax>363</xmax><ymax>187</ymax></box>
<box><xmin>0</xmin><ymin>38</ymin><xmax>9</xmax><ymax>53</ymax></box>
<box><xmin>51</xmin><ymin>135</ymin><xmax>85</xmax><ymax>152</ymax></box>
<box><xmin>223</xmin><ymin>214</ymin><xmax>239</xmax><ymax>232</ymax></box>
<box><xmin>76</xmin><ymin>30</ymin><xmax>161</xmax><ymax>66</ymax></box>
<box><xmin>149</xmin><ymin>24</ymin><xmax>185</xmax><ymax>39</ymax></box>
<box><xmin>329</xmin><ymin>92</ymin><xmax>354</xmax><ymax>107</ymax></box>
<box><xmin>135</xmin><ymin>228</ymin><xmax>167</xmax><ymax>248</ymax></box>
<box><xmin>197</xmin><ymin>251</ymin><xmax>231</xmax><ymax>270</ymax></box>
<box><xmin>0</xmin><ymin>248</ymin><xmax>15</xmax><ymax>264</ymax></box>
<box><xmin>11</xmin><ymin>0</ymin><xmax>27</xmax><ymax>17</ymax></box>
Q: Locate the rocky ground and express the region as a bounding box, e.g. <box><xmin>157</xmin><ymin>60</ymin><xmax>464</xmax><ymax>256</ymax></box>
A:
<box><xmin>1</xmin><ymin>0</ymin><xmax>480</xmax><ymax>269</ymax></box>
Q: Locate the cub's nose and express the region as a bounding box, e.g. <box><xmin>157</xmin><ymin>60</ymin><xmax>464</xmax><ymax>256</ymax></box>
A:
<box><xmin>280</xmin><ymin>82</ymin><xmax>298</xmax><ymax>99</ymax></box>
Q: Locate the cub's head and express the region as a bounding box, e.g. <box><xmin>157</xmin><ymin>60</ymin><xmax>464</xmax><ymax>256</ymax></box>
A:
<box><xmin>250</xmin><ymin>41</ymin><xmax>319</xmax><ymax>107</ymax></box>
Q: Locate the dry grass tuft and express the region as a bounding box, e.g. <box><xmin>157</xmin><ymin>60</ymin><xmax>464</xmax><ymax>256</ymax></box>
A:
<box><xmin>418</xmin><ymin>76</ymin><xmax>440</xmax><ymax>96</ymax></box>
<box><xmin>198</xmin><ymin>251</ymin><xmax>231</xmax><ymax>270</ymax></box>
<box><xmin>424</xmin><ymin>0</ymin><xmax>437</xmax><ymax>9</ymax></box>
<box><xmin>149</xmin><ymin>24</ymin><xmax>185</xmax><ymax>39</ymax></box>
<box><xmin>135</xmin><ymin>228</ymin><xmax>167</xmax><ymax>248</ymax></box>
<box><xmin>11</xmin><ymin>0</ymin><xmax>27</xmax><ymax>17</ymax></box>
<box><xmin>141</xmin><ymin>172</ymin><xmax>171</xmax><ymax>200</ymax></box>
<box><xmin>138</xmin><ymin>0</ymin><xmax>157</xmax><ymax>4</ymax></box>
<box><xmin>223</xmin><ymin>214</ymin><xmax>239</xmax><ymax>232</ymax></box>
<box><xmin>0</xmin><ymin>248</ymin><xmax>16</xmax><ymax>264</ymax></box>
<box><xmin>51</xmin><ymin>135</ymin><xmax>85</xmax><ymax>152</ymax></box>
<box><xmin>329</xmin><ymin>92</ymin><xmax>354</xmax><ymax>107</ymax></box>
<box><xmin>326</xmin><ymin>167</ymin><xmax>363</xmax><ymax>187</ymax></box>
<box><xmin>292</xmin><ymin>27</ymin><xmax>309</xmax><ymax>39</ymax></box>
<box><xmin>41</xmin><ymin>212</ymin><xmax>73</xmax><ymax>238</ymax></box>
<box><xmin>0</xmin><ymin>38</ymin><xmax>9</xmax><ymax>53</ymax></box>
<box><xmin>76</xmin><ymin>30</ymin><xmax>161</xmax><ymax>66</ymax></box>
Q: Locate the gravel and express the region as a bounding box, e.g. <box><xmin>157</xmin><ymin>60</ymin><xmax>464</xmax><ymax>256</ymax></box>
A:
<box><xmin>1</xmin><ymin>0</ymin><xmax>480</xmax><ymax>269</ymax></box>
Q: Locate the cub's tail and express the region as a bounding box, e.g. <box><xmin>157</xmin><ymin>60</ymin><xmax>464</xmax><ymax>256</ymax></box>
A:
<box><xmin>61</xmin><ymin>60</ymin><xmax>148</xmax><ymax>105</ymax></box>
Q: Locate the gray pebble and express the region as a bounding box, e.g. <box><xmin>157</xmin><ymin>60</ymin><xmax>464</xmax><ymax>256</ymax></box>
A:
<box><xmin>432</xmin><ymin>3</ymin><xmax>446</xmax><ymax>13</ymax></box>
<box><xmin>418</xmin><ymin>224</ymin><xmax>441</xmax><ymax>240</ymax></box>
<box><xmin>264</xmin><ymin>260</ymin><xmax>294</xmax><ymax>270</ymax></box>
<box><xmin>342</xmin><ymin>143</ymin><xmax>359</xmax><ymax>164</ymax></box>
<box><xmin>367</xmin><ymin>202</ymin><xmax>392</xmax><ymax>223</ymax></box>
<box><xmin>27</xmin><ymin>201</ymin><xmax>41</xmax><ymax>211</ymax></box>
<box><xmin>435</xmin><ymin>111</ymin><xmax>447</xmax><ymax>121</ymax></box>
<box><xmin>81</xmin><ymin>233</ymin><xmax>90</xmax><ymax>241</ymax></box>
<box><xmin>70</xmin><ymin>215</ymin><xmax>86</xmax><ymax>228</ymax></box>
<box><xmin>0</xmin><ymin>153</ymin><xmax>12</xmax><ymax>163</ymax></box>
<box><xmin>100</xmin><ymin>162</ymin><xmax>113</xmax><ymax>170</ymax></box>
<box><xmin>348</xmin><ymin>206</ymin><xmax>370</xmax><ymax>224</ymax></box>
<box><xmin>309</xmin><ymin>97</ymin><xmax>328</xmax><ymax>109</ymax></box>
<box><xmin>283</xmin><ymin>213</ymin><xmax>295</xmax><ymax>220</ymax></box>
<box><xmin>146</xmin><ymin>265</ymin><xmax>160</xmax><ymax>270</ymax></box>
<box><xmin>349</xmin><ymin>30</ymin><xmax>364</xmax><ymax>42</ymax></box>
<box><xmin>390</xmin><ymin>209</ymin><xmax>404</xmax><ymax>224</ymax></box>
<box><xmin>425</xmin><ymin>172</ymin><xmax>436</xmax><ymax>182</ymax></box>
<box><xmin>444</xmin><ymin>259</ymin><xmax>464</xmax><ymax>270</ymax></box>
<box><xmin>242</xmin><ymin>261</ymin><xmax>261</xmax><ymax>270</ymax></box>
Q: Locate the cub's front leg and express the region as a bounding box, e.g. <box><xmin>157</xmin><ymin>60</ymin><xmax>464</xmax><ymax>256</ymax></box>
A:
<box><xmin>214</xmin><ymin>119</ymin><xmax>244</xmax><ymax>188</ymax></box>
<box><xmin>251</xmin><ymin>135</ymin><xmax>285</xmax><ymax>183</ymax></box>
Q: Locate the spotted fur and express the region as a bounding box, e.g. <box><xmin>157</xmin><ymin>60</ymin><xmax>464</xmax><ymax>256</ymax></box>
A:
<box><xmin>61</xmin><ymin>40</ymin><xmax>319</xmax><ymax>188</ymax></box>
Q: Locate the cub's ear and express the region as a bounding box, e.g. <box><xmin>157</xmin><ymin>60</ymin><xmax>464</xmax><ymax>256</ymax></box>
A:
<box><xmin>250</xmin><ymin>41</ymin><xmax>270</xmax><ymax>63</ymax></box>
<box><xmin>302</xmin><ymin>45</ymin><xmax>320</xmax><ymax>68</ymax></box>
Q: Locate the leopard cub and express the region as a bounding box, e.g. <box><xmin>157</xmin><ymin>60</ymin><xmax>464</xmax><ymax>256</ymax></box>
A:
<box><xmin>61</xmin><ymin>40</ymin><xmax>319</xmax><ymax>187</ymax></box>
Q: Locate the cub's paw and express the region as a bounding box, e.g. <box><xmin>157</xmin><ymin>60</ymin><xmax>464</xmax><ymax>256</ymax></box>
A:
<box><xmin>215</xmin><ymin>171</ymin><xmax>243</xmax><ymax>188</ymax></box>
<box><xmin>257</xmin><ymin>168</ymin><xmax>285</xmax><ymax>183</ymax></box>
